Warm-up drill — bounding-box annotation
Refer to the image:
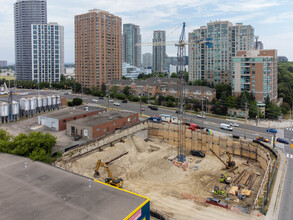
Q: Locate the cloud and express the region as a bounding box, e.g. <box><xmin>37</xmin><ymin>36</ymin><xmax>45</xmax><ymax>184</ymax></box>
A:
<box><xmin>260</xmin><ymin>12</ymin><xmax>293</xmax><ymax>24</ymax></box>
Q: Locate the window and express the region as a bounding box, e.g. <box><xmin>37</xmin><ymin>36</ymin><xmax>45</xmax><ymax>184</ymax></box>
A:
<box><xmin>103</xmin><ymin>128</ymin><xmax>107</xmax><ymax>132</ymax></box>
<box><xmin>96</xmin><ymin>128</ymin><xmax>100</xmax><ymax>131</ymax></box>
<box><xmin>113</xmin><ymin>122</ymin><xmax>117</xmax><ymax>126</ymax></box>
<box><xmin>73</xmin><ymin>117</ymin><xmax>76</xmax><ymax>120</ymax></box>
<box><xmin>83</xmin><ymin>115</ymin><xmax>86</xmax><ymax>117</ymax></box>
<box><xmin>128</xmin><ymin>118</ymin><xmax>131</xmax><ymax>122</ymax></box>
<box><xmin>63</xmin><ymin>120</ymin><xmax>66</xmax><ymax>122</ymax></box>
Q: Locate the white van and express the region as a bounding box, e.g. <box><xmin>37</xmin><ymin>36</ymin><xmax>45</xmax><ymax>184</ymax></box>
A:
<box><xmin>220</xmin><ymin>123</ymin><xmax>233</xmax><ymax>131</ymax></box>
<box><xmin>159</xmin><ymin>114</ymin><xmax>171</xmax><ymax>122</ymax></box>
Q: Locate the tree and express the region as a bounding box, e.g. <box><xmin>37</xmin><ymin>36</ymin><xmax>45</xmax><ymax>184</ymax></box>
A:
<box><xmin>101</xmin><ymin>83</ymin><xmax>107</xmax><ymax>96</ymax></box>
<box><xmin>170</xmin><ymin>72</ymin><xmax>178</xmax><ymax>78</ymax></box>
<box><xmin>111</xmin><ymin>86</ymin><xmax>119</xmax><ymax>93</ymax></box>
<box><xmin>72</xmin><ymin>98</ymin><xmax>83</xmax><ymax>106</ymax></box>
<box><xmin>249</xmin><ymin>101</ymin><xmax>258</xmax><ymax>118</ymax></box>
<box><xmin>226</xmin><ymin>96</ymin><xmax>236</xmax><ymax>108</ymax></box>
<box><xmin>215</xmin><ymin>84</ymin><xmax>232</xmax><ymax>100</ymax></box>
<box><xmin>123</xmin><ymin>86</ymin><xmax>131</xmax><ymax>97</ymax></box>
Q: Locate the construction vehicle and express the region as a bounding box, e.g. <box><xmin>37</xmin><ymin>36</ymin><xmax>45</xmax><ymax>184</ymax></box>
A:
<box><xmin>226</xmin><ymin>152</ymin><xmax>236</xmax><ymax>168</ymax></box>
<box><xmin>94</xmin><ymin>159</ymin><xmax>123</xmax><ymax>188</ymax></box>
<box><xmin>220</xmin><ymin>173</ymin><xmax>232</xmax><ymax>184</ymax></box>
<box><xmin>213</xmin><ymin>186</ymin><xmax>226</xmax><ymax>197</ymax></box>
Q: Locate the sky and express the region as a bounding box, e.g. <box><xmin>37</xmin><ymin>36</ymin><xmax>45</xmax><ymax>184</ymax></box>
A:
<box><xmin>1</xmin><ymin>0</ymin><xmax>293</xmax><ymax>64</ymax></box>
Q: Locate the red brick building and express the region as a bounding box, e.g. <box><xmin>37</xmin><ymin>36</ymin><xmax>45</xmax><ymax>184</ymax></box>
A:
<box><xmin>38</xmin><ymin>106</ymin><xmax>106</xmax><ymax>131</ymax></box>
<box><xmin>66</xmin><ymin>111</ymin><xmax>139</xmax><ymax>140</ymax></box>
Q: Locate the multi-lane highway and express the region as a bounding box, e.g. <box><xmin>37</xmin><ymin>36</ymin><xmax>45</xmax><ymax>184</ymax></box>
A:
<box><xmin>1</xmin><ymin>88</ymin><xmax>275</xmax><ymax>141</ymax></box>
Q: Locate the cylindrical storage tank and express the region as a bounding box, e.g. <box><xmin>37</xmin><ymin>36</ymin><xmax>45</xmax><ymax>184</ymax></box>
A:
<box><xmin>37</xmin><ymin>96</ymin><xmax>43</xmax><ymax>108</ymax></box>
<box><xmin>52</xmin><ymin>95</ymin><xmax>56</xmax><ymax>106</ymax></box>
<box><xmin>42</xmin><ymin>96</ymin><xmax>47</xmax><ymax>107</ymax></box>
<box><xmin>47</xmin><ymin>96</ymin><xmax>52</xmax><ymax>106</ymax></box>
<box><xmin>56</xmin><ymin>95</ymin><xmax>61</xmax><ymax>105</ymax></box>
<box><xmin>24</xmin><ymin>98</ymin><xmax>30</xmax><ymax>111</ymax></box>
<box><xmin>2</xmin><ymin>102</ymin><xmax>9</xmax><ymax>117</ymax></box>
<box><xmin>0</xmin><ymin>102</ymin><xmax>4</xmax><ymax>117</ymax></box>
<box><xmin>20</xmin><ymin>98</ymin><xmax>26</xmax><ymax>110</ymax></box>
<box><xmin>12</xmin><ymin>101</ymin><xmax>19</xmax><ymax>115</ymax></box>
<box><xmin>30</xmin><ymin>97</ymin><xmax>37</xmax><ymax>110</ymax></box>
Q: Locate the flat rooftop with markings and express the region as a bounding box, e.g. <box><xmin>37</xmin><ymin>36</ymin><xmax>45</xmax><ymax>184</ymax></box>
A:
<box><xmin>0</xmin><ymin>153</ymin><xmax>149</xmax><ymax>220</ymax></box>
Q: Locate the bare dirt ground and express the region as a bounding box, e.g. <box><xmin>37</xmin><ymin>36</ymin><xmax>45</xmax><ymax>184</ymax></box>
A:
<box><xmin>59</xmin><ymin>135</ymin><xmax>265</xmax><ymax>220</ymax></box>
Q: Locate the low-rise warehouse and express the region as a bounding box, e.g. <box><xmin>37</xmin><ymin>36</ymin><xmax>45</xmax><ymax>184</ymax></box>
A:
<box><xmin>66</xmin><ymin>111</ymin><xmax>139</xmax><ymax>140</ymax></box>
<box><xmin>0</xmin><ymin>153</ymin><xmax>150</xmax><ymax>220</ymax></box>
<box><xmin>38</xmin><ymin>106</ymin><xmax>106</xmax><ymax>131</ymax></box>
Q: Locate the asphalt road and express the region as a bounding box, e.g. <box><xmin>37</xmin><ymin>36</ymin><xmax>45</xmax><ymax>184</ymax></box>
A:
<box><xmin>2</xmin><ymin>88</ymin><xmax>275</xmax><ymax>141</ymax></box>
<box><xmin>277</xmin><ymin>127</ymin><xmax>293</xmax><ymax>220</ymax></box>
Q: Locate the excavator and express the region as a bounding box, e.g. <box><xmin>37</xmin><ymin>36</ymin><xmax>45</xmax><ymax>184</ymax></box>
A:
<box><xmin>220</xmin><ymin>173</ymin><xmax>232</xmax><ymax>184</ymax></box>
<box><xmin>226</xmin><ymin>152</ymin><xmax>236</xmax><ymax>168</ymax></box>
<box><xmin>94</xmin><ymin>159</ymin><xmax>124</xmax><ymax>188</ymax></box>
<box><xmin>213</xmin><ymin>186</ymin><xmax>226</xmax><ymax>197</ymax></box>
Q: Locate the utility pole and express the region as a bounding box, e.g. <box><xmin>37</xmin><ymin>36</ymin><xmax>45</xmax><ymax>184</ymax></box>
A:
<box><xmin>244</xmin><ymin>102</ymin><xmax>247</xmax><ymax>140</ymax></box>
<box><xmin>257</xmin><ymin>104</ymin><xmax>259</xmax><ymax>125</ymax></box>
<box><xmin>107</xmin><ymin>90</ymin><xmax>110</xmax><ymax>109</ymax></box>
<box><xmin>139</xmin><ymin>87</ymin><xmax>142</xmax><ymax>115</ymax></box>
<box><xmin>201</xmin><ymin>98</ymin><xmax>204</xmax><ymax>151</ymax></box>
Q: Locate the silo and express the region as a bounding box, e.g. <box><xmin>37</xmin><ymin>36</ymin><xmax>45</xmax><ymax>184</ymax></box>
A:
<box><xmin>42</xmin><ymin>96</ymin><xmax>48</xmax><ymax>111</ymax></box>
<box><xmin>19</xmin><ymin>98</ymin><xmax>25</xmax><ymax>117</ymax></box>
<box><xmin>51</xmin><ymin>95</ymin><xmax>56</xmax><ymax>109</ymax></box>
<box><xmin>56</xmin><ymin>95</ymin><xmax>61</xmax><ymax>109</ymax></box>
<box><xmin>47</xmin><ymin>96</ymin><xmax>52</xmax><ymax>110</ymax></box>
<box><xmin>1</xmin><ymin>102</ymin><xmax>9</xmax><ymax>123</ymax></box>
<box><xmin>30</xmin><ymin>97</ymin><xmax>37</xmax><ymax>115</ymax></box>
<box><xmin>37</xmin><ymin>96</ymin><xmax>43</xmax><ymax>113</ymax></box>
<box><xmin>12</xmin><ymin>101</ymin><xmax>19</xmax><ymax>121</ymax></box>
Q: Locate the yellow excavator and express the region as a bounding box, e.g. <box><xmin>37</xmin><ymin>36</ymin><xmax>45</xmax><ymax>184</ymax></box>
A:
<box><xmin>94</xmin><ymin>159</ymin><xmax>123</xmax><ymax>188</ymax></box>
<box><xmin>226</xmin><ymin>152</ymin><xmax>236</xmax><ymax>168</ymax></box>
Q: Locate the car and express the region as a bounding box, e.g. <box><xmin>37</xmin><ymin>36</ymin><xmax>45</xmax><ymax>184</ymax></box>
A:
<box><xmin>113</xmin><ymin>102</ymin><xmax>120</xmax><ymax>106</ymax></box>
<box><xmin>190</xmin><ymin>150</ymin><xmax>205</xmax><ymax>158</ymax></box>
<box><xmin>149</xmin><ymin>105</ymin><xmax>158</xmax><ymax>111</ymax></box>
<box><xmin>266</xmin><ymin>128</ymin><xmax>277</xmax><ymax>133</ymax></box>
<box><xmin>141</xmin><ymin>108</ymin><xmax>145</xmax><ymax>111</ymax></box>
<box><xmin>257</xmin><ymin>136</ymin><xmax>269</xmax><ymax>142</ymax></box>
<box><xmin>197</xmin><ymin>114</ymin><xmax>206</xmax><ymax>119</ymax></box>
<box><xmin>98</xmin><ymin>97</ymin><xmax>104</xmax><ymax>100</ymax></box>
<box><xmin>122</xmin><ymin>100</ymin><xmax>128</xmax><ymax>103</ymax></box>
<box><xmin>64</xmin><ymin>92</ymin><xmax>69</xmax><ymax>95</ymax></box>
<box><xmin>206</xmin><ymin>198</ymin><xmax>228</xmax><ymax>208</ymax></box>
<box><xmin>92</xmin><ymin>99</ymin><xmax>98</xmax><ymax>102</ymax></box>
<box><xmin>220</xmin><ymin>123</ymin><xmax>233</xmax><ymax>131</ymax></box>
<box><xmin>276</xmin><ymin>138</ymin><xmax>289</xmax><ymax>144</ymax></box>
<box><xmin>229</xmin><ymin>122</ymin><xmax>239</xmax><ymax>127</ymax></box>
<box><xmin>109</xmin><ymin>99</ymin><xmax>114</xmax><ymax>102</ymax></box>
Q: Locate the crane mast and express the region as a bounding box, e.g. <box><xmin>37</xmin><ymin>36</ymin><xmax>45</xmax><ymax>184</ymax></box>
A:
<box><xmin>176</xmin><ymin>22</ymin><xmax>186</xmax><ymax>162</ymax></box>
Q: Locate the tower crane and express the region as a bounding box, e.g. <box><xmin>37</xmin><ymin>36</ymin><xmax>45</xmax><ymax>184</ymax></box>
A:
<box><xmin>137</xmin><ymin>22</ymin><xmax>212</xmax><ymax>162</ymax></box>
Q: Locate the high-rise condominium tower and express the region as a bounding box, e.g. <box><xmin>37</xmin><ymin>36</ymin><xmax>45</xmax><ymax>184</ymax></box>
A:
<box><xmin>152</xmin><ymin>30</ymin><xmax>166</xmax><ymax>73</ymax></box>
<box><xmin>32</xmin><ymin>22</ymin><xmax>64</xmax><ymax>83</ymax></box>
<box><xmin>123</xmin><ymin>24</ymin><xmax>141</xmax><ymax>67</ymax></box>
<box><xmin>188</xmin><ymin>21</ymin><xmax>254</xmax><ymax>85</ymax></box>
<box><xmin>75</xmin><ymin>9</ymin><xmax>122</xmax><ymax>88</ymax></box>
<box><xmin>14</xmin><ymin>0</ymin><xmax>47</xmax><ymax>81</ymax></box>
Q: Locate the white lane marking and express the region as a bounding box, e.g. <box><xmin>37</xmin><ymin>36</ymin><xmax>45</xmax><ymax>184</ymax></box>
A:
<box><xmin>287</xmin><ymin>154</ymin><xmax>289</xmax><ymax>158</ymax></box>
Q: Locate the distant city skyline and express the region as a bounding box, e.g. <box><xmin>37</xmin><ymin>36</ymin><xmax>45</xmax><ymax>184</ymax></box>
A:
<box><xmin>1</xmin><ymin>0</ymin><xmax>293</xmax><ymax>64</ymax></box>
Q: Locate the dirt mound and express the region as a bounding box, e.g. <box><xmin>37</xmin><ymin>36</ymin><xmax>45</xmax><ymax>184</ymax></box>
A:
<box><xmin>140</xmin><ymin>159</ymin><xmax>186</xmax><ymax>183</ymax></box>
<box><xmin>132</xmin><ymin>135</ymin><xmax>148</xmax><ymax>153</ymax></box>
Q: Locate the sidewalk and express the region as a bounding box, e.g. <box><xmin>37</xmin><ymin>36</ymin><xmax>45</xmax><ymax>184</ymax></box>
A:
<box><xmin>265</xmin><ymin>150</ymin><xmax>287</xmax><ymax>220</ymax></box>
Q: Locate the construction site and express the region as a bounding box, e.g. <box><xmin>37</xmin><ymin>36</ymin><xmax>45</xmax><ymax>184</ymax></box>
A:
<box><xmin>55</xmin><ymin>121</ymin><xmax>276</xmax><ymax>219</ymax></box>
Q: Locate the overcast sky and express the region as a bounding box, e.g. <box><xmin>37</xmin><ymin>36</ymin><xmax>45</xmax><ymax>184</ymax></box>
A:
<box><xmin>1</xmin><ymin>0</ymin><xmax>293</xmax><ymax>64</ymax></box>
